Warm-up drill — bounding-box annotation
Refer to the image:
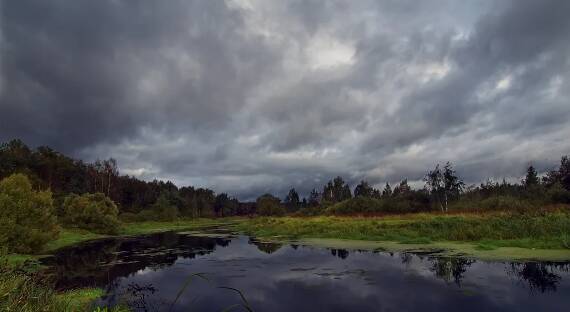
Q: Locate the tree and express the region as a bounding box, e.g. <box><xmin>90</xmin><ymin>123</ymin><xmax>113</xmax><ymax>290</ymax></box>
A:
<box><xmin>0</xmin><ymin>174</ymin><xmax>59</xmax><ymax>253</ymax></box>
<box><xmin>543</xmin><ymin>156</ymin><xmax>570</xmax><ymax>191</ymax></box>
<box><xmin>322</xmin><ymin>176</ymin><xmax>352</xmax><ymax>203</ymax></box>
<box><xmin>425</xmin><ymin>164</ymin><xmax>444</xmax><ymax>211</ymax></box>
<box><xmin>393</xmin><ymin>179</ymin><xmax>411</xmax><ymax>197</ymax></box>
<box><xmin>354</xmin><ymin>180</ymin><xmax>373</xmax><ymax>198</ymax></box>
<box><xmin>308</xmin><ymin>189</ymin><xmax>320</xmax><ymax>207</ymax></box>
<box><xmin>284</xmin><ymin>188</ymin><xmax>301</xmax><ymax>212</ymax></box>
<box><xmin>61</xmin><ymin>192</ymin><xmax>121</xmax><ymax>234</ymax></box>
<box><xmin>103</xmin><ymin>158</ymin><xmax>118</xmax><ymax>196</ymax></box>
<box><xmin>443</xmin><ymin>162</ymin><xmax>464</xmax><ymax>205</ymax></box>
<box><xmin>524</xmin><ymin>165</ymin><xmax>539</xmax><ymax>188</ymax></box>
<box><xmin>256</xmin><ymin>194</ymin><xmax>284</xmax><ymax>216</ymax></box>
<box><xmin>382</xmin><ymin>183</ymin><xmax>392</xmax><ymax>198</ymax></box>
<box><xmin>425</xmin><ymin>163</ymin><xmax>464</xmax><ymax>212</ymax></box>
<box><xmin>151</xmin><ymin>193</ymin><xmax>179</xmax><ymax>221</ymax></box>
<box><xmin>214</xmin><ymin>193</ymin><xmax>239</xmax><ymax>217</ymax></box>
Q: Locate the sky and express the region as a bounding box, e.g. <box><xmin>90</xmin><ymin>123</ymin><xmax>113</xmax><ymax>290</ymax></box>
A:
<box><xmin>1</xmin><ymin>0</ymin><xmax>570</xmax><ymax>200</ymax></box>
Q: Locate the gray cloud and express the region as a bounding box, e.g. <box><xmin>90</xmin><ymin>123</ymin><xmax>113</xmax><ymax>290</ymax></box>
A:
<box><xmin>1</xmin><ymin>0</ymin><xmax>569</xmax><ymax>200</ymax></box>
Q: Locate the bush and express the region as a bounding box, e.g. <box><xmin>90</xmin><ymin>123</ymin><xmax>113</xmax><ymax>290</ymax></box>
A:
<box><xmin>0</xmin><ymin>174</ymin><xmax>59</xmax><ymax>253</ymax></box>
<box><xmin>256</xmin><ymin>194</ymin><xmax>285</xmax><ymax>216</ymax></box>
<box><xmin>478</xmin><ymin>195</ymin><xmax>533</xmax><ymax>211</ymax></box>
<box><xmin>450</xmin><ymin>195</ymin><xmax>534</xmax><ymax>212</ymax></box>
<box><xmin>118</xmin><ymin>212</ymin><xmax>138</xmax><ymax>223</ymax></box>
<box><xmin>136</xmin><ymin>210</ymin><xmax>159</xmax><ymax>221</ymax></box>
<box><xmin>60</xmin><ymin>193</ymin><xmax>121</xmax><ymax>234</ymax></box>
<box><xmin>326</xmin><ymin>197</ymin><xmax>383</xmax><ymax>215</ymax></box>
<box><xmin>548</xmin><ymin>183</ymin><xmax>570</xmax><ymax>204</ymax></box>
<box><xmin>326</xmin><ymin>195</ymin><xmax>432</xmax><ymax>215</ymax></box>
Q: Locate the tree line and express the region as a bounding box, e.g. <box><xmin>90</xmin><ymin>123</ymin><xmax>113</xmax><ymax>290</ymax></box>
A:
<box><xmin>2</xmin><ymin>139</ymin><xmax>570</xmax><ymax>220</ymax></box>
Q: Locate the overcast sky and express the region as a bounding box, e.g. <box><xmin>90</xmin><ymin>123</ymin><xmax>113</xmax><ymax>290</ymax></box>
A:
<box><xmin>1</xmin><ymin>0</ymin><xmax>569</xmax><ymax>200</ymax></box>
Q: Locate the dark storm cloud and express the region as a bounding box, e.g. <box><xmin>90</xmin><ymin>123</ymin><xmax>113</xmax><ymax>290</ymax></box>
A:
<box><xmin>1</xmin><ymin>0</ymin><xmax>279</xmax><ymax>153</ymax></box>
<box><xmin>1</xmin><ymin>0</ymin><xmax>569</xmax><ymax>200</ymax></box>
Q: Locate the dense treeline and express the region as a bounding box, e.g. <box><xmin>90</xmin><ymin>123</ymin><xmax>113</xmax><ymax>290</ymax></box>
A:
<box><xmin>2</xmin><ymin>139</ymin><xmax>570</xmax><ymax>219</ymax></box>
<box><xmin>2</xmin><ymin>139</ymin><xmax>570</xmax><ymax>254</ymax></box>
<box><xmin>0</xmin><ymin>139</ymin><xmax>247</xmax><ymax>220</ymax></box>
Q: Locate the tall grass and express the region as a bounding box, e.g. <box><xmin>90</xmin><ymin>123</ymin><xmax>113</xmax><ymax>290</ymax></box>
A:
<box><xmin>0</xmin><ymin>253</ymin><xmax>126</xmax><ymax>312</ymax></box>
<box><xmin>235</xmin><ymin>211</ymin><xmax>570</xmax><ymax>249</ymax></box>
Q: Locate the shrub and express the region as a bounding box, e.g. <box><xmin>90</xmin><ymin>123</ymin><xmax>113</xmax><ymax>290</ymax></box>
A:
<box><xmin>326</xmin><ymin>197</ymin><xmax>382</xmax><ymax>215</ymax></box>
<box><xmin>548</xmin><ymin>183</ymin><xmax>570</xmax><ymax>204</ymax></box>
<box><xmin>136</xmin><ymin>209</ymin><xmax>159</xmax><ymax>221</ymax></box>
<box><xmin>326</xmin><ymin>195</ymin><xmax>432</xmax><ymax>215</ymax></box>
<box><xmin>118</xmin><ymin>212</ymin><xmax>138</xmax><ymax>223</ymax></box>
<box><xmin>256</xmin><ymin>194</ymin><xmax>285</xmax><ymax>216</ymax></box>
<box><xmin>0</xmin><ymin>174</ymin><xmax>59</xmax><ymax>253</ymax></box>
<box><xmin>479</xmin><ymin>195</ymin><xmax>533</xmax><ymax>211</ymax></box>
<box><xmin>60</xmin><ymin>193</ymin><xmax>121</xmax><ymax>234</ymax></box>
<box><xmin>450</xmin><ymin>195</ymin><xmax>534</xmax><ymax>212</ymax></box>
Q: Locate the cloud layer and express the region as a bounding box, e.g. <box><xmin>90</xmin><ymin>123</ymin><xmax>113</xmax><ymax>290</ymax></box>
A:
<box><xmin>2</xmin><ymin>0</ymin><xmax>569</xmax><ymax>200</ymax></box>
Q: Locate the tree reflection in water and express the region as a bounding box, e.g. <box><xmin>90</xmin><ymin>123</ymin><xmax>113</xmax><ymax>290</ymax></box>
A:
<box><xmin>429</xmin><ymin>257</ymin><xmax>475</xmax><ymax>286</ymax></box>
<box><xmin>248</xmin><ymin>238</ymin><xmax>283</xmax><ymax>254</ymax></box>
<box><xmin>507</xmin><ymin>262</ymin><xmax>569</xmax><ymax>293</ymax></box>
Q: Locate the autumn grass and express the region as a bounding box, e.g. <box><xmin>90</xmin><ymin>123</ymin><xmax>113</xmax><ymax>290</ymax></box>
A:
<box><xmin>233</xmin><ymin>211</ymin><xmax>570</xmax><ymax>253</ymax></box>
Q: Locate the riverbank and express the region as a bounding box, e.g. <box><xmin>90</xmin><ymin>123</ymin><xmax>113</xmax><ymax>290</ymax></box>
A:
<box><xmin>233</xmin><ymin>212</ymin><xmax>570</xmax><ymax>261</ymax></box>
<box><xmin>4</xmin><ymin>212</ymin><xmax>570</xmax><ymax>311</ymax></box>
<box><xmin>2</xmin><ymin>218</ymin><xmax>237</xmax><ymax>312</ymax></box>
<box><xmin>7</xmin><ymin>218</ymin><xmax>235</xmax><ymax>265</ymax></box>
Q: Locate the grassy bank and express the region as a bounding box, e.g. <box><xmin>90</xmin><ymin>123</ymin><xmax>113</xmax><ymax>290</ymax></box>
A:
<box><xmin>0</xmin><ymin>263</ymin><xmax>128</xmax><ymax>312</ymax></box>
<box><xmin>9</xmin><ymin>218</ymin><xmax>235</xmax><ymax>261</ymax></box>
<box><xmin>234</xmin><ymin>212</ymin><xmax>570</xmax><ymax>260</ymax></box>
<box><xmin>3</xmin><ymin>218</ymin><xmax>238</xmax><ymax>311</ymax></box>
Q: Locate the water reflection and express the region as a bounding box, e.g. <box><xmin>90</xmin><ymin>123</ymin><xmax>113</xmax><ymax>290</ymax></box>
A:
<box><xmin>507</xmin><ymin>262</ymin><xmax>569</xmax><ymax>293</ymax></box>
<box><xmin>248</xmin><ymin>237</ymin><xmax>283</xmax><ymax>254</ymax></box>
<box><xmin>429</xmin><ymin>257</ymin><xmax>475</xmax><ymax>286</ymax></box>
<box><xmin>42</xmin><ymin>232</ymin><xmax>231</xmax><ymax>289</ymax></box>
<box><xmin>40</xmin><ymin>232</ymin><xmax>570</xmax><ymax>312</ymax></box>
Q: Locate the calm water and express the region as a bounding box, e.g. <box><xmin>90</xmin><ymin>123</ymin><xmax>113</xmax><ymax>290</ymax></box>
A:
<box><xmin>41</xmin><ymin>231</ymin><xmax>570</xmax><ymax>311</ymax></box>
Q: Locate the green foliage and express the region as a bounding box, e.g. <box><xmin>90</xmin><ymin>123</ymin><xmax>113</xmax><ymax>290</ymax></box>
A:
<box><xmin>284</xmin><ymin>188</ymin><xmax>301</xmax><ymax>212</ymax></box>
<box><xmin>322</xmin><ymin>176</ymin><xmax>352</xmax><ymax>203</ymax></box>
<box><xmin>326</xmin><ymin>197</ymin><xmax>383</xmax><ymax>214</ymax></box>
<box><xmin>60</xmin><ymin>193</ymin><xmax>121</xmax><ymax>234</ymax></box>
<box><xmin>547</xmin><ymin>183</ymin><xmax>570</xmax><ymax>204</ymax></box>
<box><xmin>326</xmin><ymin>194</ymin><xmax>432</xmax><ymax>215</ymax></box>
<box><xmin>450</xmin><ymin>195</ymin><xmax>535</xmax><ymax>212</ymax></box>
<box><xmin>236</xmin><ymin>212</ymin><xmax>570</xmax><ymax>249</ymax></box>
<box><xmin>524</xmin><ymin>165</ymin><xmax>540</xmax><ymax>187</ymax></box>
<box><xmin>256</xmin><ymin>194</ymin><xmax>285</xmax><ymax>216</ymax></box>
<box><xmin>0</xmin><ymin>174</ymin><xmax>59</xmax><ymax>253</ymax></box>
<box><xmin>152</xmin><ymin>193</ymin><xmax>179</xmax><ymax>221</ymax></box>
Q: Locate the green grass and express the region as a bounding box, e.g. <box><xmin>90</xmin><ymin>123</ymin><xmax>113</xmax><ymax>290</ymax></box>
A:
<box><xmin>0</xmin><ymin>265</ymin><xmax>128</xmax><ymax>312</ymax></box>
<box><xmin>233</xmin><ymin>212</ymin><xmax>570</xmax><ymax>260</ymax></box>
<box><xmin>5</xmin><ymin>218</ymin><xmax>240</xmax><ymax>273</ymax></box>
<box><xmin>119</xmin><ymin>218</ymin><xmax>232</xmax><ymax>236</ymax></box>
<box><xmin>45</xmin><ymin>229</ymin><xmax>108</xmax><ymax>252</ymax></box>
<box><xmin>1</xmin><ymin>218</ymin><xmax>242</xmax><ymax>311</ymax></box>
